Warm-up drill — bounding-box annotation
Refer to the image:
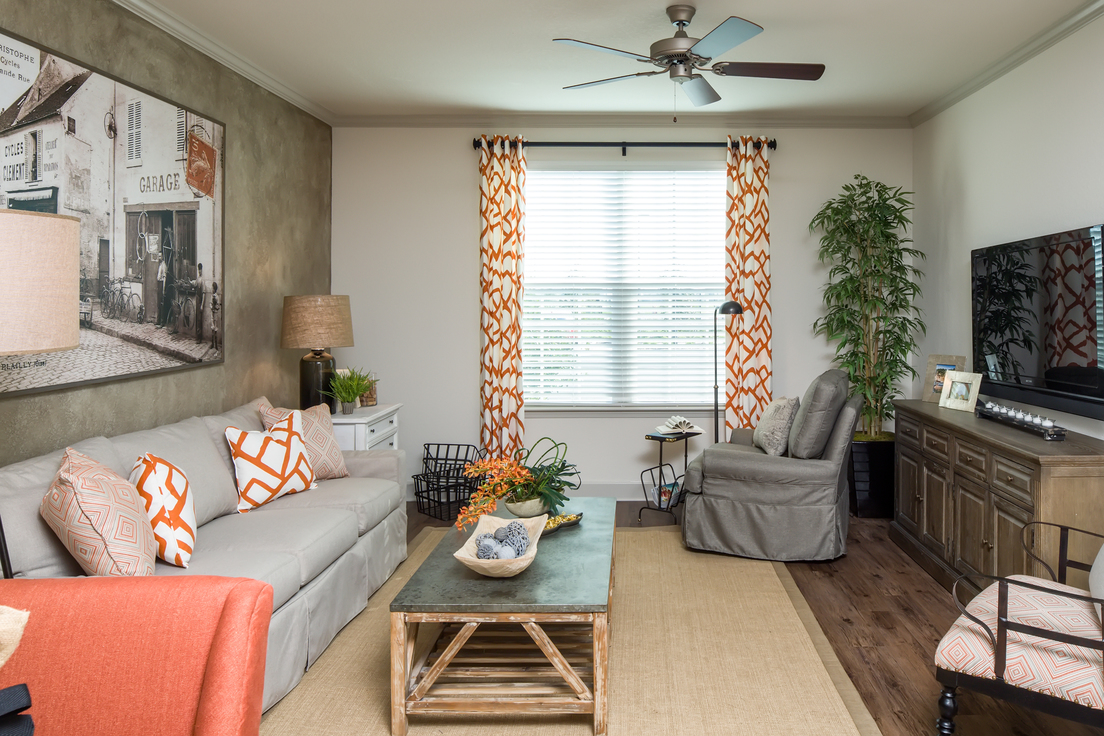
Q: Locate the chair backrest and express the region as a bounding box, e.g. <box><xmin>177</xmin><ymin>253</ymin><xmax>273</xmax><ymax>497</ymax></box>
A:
<box><xmin>788</xmin><ymin>369</ymin><xmax>851</xmax><ymax>458</ymax></box>
<box><xmin>822</xmin><ymin>395</ymin><xmax>864</xmax><ymax>465</ymax></box>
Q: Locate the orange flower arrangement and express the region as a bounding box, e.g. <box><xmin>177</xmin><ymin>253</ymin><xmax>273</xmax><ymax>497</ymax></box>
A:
<box><xmin>455</xmin><ymin>438</ymin><xmax>579</xmax><ymax>530</ymax></box>
<box><xmin>455</xmin><ymin>457</ymin><xmax>532</xmax><ymax>530</ymax></box>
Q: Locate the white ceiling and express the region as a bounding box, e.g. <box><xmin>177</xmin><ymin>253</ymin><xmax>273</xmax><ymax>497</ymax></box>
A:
<box><xmin>114</xmin><ymin>0</ymin><xmax>1101</xmax><ymax>126</ymax></box>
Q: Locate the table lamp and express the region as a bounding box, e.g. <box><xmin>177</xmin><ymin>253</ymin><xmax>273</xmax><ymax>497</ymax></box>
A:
<box><xmin>0</xmin><ymin>209</ymin><xmax>81</xmax><ymax>578</ymax></box>
<box><xmin>714</xmin><ymin>300</ymin><xmax>746</xmax><ymax>444</ymax></box>
<box><xmin>281</xmin><ymin>295</ymin><xmax>354</xmax><ymax>414</ymax></box>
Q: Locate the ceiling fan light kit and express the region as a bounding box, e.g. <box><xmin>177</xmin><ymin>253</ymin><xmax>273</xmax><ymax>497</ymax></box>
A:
<box><xmin>555</xmin><ymin>4</ymin><xmax>825</xmax><ymax>107</ymax></box>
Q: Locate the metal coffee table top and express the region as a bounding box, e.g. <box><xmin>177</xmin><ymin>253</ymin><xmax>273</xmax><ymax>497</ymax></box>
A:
<box><xmin>391</xmin><ymin>496</ymin><xmax>615</xmax><ymax>613</ymax></box>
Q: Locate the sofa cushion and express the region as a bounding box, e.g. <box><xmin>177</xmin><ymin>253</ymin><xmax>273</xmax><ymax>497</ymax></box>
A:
<box><xmin>130</xmin><ymin>454</ymin><xmax>197</xmax><ymax>568</ymax></box>
<box><xmin>0</xmin><ymin>437</ymin><xmax>123</xmax><ymax>578</ymax></box>
<box><xmin>194</xmin><ymin>507</ymin><xmax>357</xmax><ymax>586</ymax></box>
<box><xmin>202</xmin><ymin>397</ymin><xmax>269</xmax><ymax>480</ymax></box>
<box><xmin>259</xmin><ymin>400</ymin><xmax>349</xmax><ymax>481</ymax></box>
<box><xmin>226</xmin><ymin>411</ymin><xmax>316</xmax><ymax>512</ymax></box>
<box><xmin>753</xmin><ymin>397</ymin><xmax>800</xmax><ymax>456</ymax></box>
<box><xmin>264</xmin><ymin>476</ymin><xmax>402</xmax><ymax>535</ymax></box>
<box><xmin>110</xmin><ymin>416</ymin><xmax>238</xmax><ymax>528</ymax></box>
<box><xmin>40</xmin><ymin>448</ymin><xmax>157</xmax><ymax>577</ymax></box>
<box><xmin>155</xmin><ymin>550</ymin><xmax>301</xmax><ymax>610</ymax></box>
<box><xmin>788</xmin><ymin>369</ymin><xmax>850</xmax><ymax>459</ymax></box>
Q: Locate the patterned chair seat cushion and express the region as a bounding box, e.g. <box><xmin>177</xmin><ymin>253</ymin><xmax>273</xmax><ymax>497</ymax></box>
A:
<box><xmin>935</xmin><ymin>575</ymin><xmax>1104</xmax><ymax>709</ymax></box>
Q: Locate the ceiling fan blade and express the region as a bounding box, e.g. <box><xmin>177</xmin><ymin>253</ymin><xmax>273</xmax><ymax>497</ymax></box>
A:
<box><xmin>689</xmin><ymin>16</ymin><xmax>763</xmax><ymax>60</ymax></box>
<box><xmin>679</xmin><ymin>75</ymin><xmax>721</xmax><ymax>107</ymax></box>
<box><xmin>713</xmin><ymin>62</ymin><xmax>826</xmax><ymax>81</ymax></box>
<box><xmin>564</xmin><ymin>71</ymin><xmax>659</xmax><ymax>90</ymax></box>
<box><xmin>554</xmin><ymin>38</ymin><xmax>652</xmax><ymax>63</ymax></box>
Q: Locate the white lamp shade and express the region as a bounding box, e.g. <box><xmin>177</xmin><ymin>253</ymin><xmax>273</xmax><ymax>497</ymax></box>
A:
<box><xmin>0</xmin><ymin>210</ymin><xmax>80</xmax><ymax>356</ymax></box>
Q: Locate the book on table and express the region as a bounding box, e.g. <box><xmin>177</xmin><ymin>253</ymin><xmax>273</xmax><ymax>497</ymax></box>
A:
<box><xmin>653</xmin><ymin>415</ymin><xmax>702</xmax><ymax>435</ymax></box>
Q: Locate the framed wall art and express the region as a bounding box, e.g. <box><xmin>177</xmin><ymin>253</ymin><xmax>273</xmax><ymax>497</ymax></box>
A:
<box><xmin>0</xmin><ymin>27</ymin><xmax>224</xmax><ymax>396</ymax></box>
<box><xmin>938</xmin><ymin>371</ymin><xmax>983</xmax><ymax>413</ymax></box>
<box><xmin>922</xmin><ymin>354</ymin><xmax>966</xmax><ymax>403</ymax></box>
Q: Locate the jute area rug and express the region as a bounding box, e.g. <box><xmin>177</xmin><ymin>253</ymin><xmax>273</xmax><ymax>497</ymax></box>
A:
<box><xmin>261</xmin><ymin>526</ymin><xmax>880</xmax><ymax>735</ymax></box>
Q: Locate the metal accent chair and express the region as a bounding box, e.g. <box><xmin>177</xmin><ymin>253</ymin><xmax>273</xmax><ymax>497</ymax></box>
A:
<box><xmin>934</xmin><ymin>522</ymin><xmax>1104</xmax><ymax>734</ymax></box>
<box><xmin>680</xmin><ymin>369</ymin><xmax>863</xmax><ymax>561</ymax></box>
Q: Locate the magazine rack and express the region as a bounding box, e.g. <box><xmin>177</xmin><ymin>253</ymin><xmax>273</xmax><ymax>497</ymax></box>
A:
<box><xmin>638</xmin><ymin>431</ymin><xmax>700</xmax><ymax>523</ymax></box>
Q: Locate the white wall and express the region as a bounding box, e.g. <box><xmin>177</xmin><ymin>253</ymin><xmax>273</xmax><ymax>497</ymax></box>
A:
<box><xmin>913</xmin><ymin>14</ymin><xmax>1104</xmax><ymax>437</ymax></box>
<box><xmin>332</xmin><ymin>125</ymin><xmax>912</xmax><ymax>498</ymax></box>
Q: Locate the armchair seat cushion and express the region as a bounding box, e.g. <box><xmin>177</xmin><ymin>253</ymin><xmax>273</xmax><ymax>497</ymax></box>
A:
<box><xmin>935</xmin><ymin>575</ymin><xmax>1103</xmax><ymax>709</ymax></box>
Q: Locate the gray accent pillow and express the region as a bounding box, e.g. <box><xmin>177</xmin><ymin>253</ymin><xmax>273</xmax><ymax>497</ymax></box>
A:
<box><xmin>752</xmin><ymin>397</ymin><xmax>800</xmax><ymax>456</ymax></box>
<box><xmin>788</xmin><ymin>369</ymin><xmax>850</xmax><ymax>459</ymax></box>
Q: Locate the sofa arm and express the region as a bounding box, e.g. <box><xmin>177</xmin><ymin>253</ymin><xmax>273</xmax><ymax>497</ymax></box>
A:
<box><xmin>0</xmin><ymin>575</ymin><xmax>272</xmax><ymax>736</ymax></box>
<box><xmin>343</xmin><ymin>448</ymin><xmax>406</xmax><ymax>485</ymax></box>
<box><xmin>701</xmin><ymin>445</ymin><xmax>838</xmax><ymax>486</ymax></box>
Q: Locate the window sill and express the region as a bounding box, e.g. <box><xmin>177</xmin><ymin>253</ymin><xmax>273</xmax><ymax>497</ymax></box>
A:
<box><xmin>526</xmin><ymin>404</ymin><xmax>712</xmax><ymax>417</ymax></box>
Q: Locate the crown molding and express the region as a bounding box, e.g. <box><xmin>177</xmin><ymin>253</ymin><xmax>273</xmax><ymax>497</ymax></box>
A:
<box><xmin>909</xmin><ymin>0</ymin><xmax>1104</xmax><ymax>126</ymax></box>
<box><xmin>110</xmin><ymin>0</ymin><xmax>338</xmax><ymax>125</ymax></box>
<box><xmin>330</xmin><ymin>112</ymin><xmax>911</xmax><ymax>130</ymax></box>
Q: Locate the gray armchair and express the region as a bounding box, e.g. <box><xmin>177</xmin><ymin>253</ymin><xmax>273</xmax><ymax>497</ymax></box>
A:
<box><xmin>681</xmin><ymin>369</ymin><xmax>863</xmax><ymax>561</ymax></box>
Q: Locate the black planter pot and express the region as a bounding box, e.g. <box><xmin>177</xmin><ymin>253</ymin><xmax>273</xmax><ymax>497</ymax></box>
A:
<box><xmin>848</xmin><ymin>438</ymin><xmax>895</xmax><ymax>518</ymax></box>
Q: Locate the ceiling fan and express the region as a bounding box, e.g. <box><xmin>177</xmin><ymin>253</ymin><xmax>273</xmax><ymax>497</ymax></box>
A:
<box><xmin>554</xmin><ymin>4</ymin><xmax>825</xmax><ymax>107</ymax></box>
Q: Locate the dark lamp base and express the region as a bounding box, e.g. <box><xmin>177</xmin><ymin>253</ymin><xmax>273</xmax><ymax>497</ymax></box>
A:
<box><xmin>300</xmin><ymin>350</ymin><xmax>337</xmax><ymax>414</ymax></box>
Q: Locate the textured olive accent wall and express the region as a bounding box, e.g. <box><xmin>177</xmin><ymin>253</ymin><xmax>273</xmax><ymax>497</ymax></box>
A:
<box><xmin>0</xmin><ymin>0</ymin><xmax>331</xmax><ymax>466</ymax></box>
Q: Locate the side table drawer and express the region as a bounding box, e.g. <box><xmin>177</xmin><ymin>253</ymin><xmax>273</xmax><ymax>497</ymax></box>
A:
<box><xmin>365</xmin><ymin>412</ymin><xmax>398</xmax><ymax>445</ymax></box>
<box><xmin>991</xmin><ymin>454</ymin><xmax>1035</xmax><ymax>508</ymax></box>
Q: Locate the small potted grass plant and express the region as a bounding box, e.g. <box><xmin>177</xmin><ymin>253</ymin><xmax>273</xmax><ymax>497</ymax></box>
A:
<box><xmin>324</xmin><ymin>368</ymin><xmax>374</xmax><ymax>414</ymax></box>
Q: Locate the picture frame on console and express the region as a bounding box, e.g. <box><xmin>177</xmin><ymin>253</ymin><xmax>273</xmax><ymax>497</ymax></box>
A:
<box><xmin>938</xmin><ymin>371</ymin><xmax>982</xmax><ymax>412</ymax></box>
<box><xmin>922</xmin><ymin>354</ymin><xmax>965</xmax><ymax>403</ymax></box>
<box><xmin>0</xmin><ymin>26</ymin><xmax>225</xmax><ymax>397</ymax></box>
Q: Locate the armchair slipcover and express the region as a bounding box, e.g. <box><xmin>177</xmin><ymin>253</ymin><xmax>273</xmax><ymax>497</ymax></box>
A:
<box><xmin>681</xmin><ymin>372</ymin><xmax>862</xmax><ymax>561</ymax></box>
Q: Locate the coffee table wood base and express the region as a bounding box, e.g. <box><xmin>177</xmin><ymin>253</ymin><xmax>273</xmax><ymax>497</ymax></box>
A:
<box><xmin>390</xmin><ymin>613</ymin><xmax>609</xmax><ymax>735</ymax></box>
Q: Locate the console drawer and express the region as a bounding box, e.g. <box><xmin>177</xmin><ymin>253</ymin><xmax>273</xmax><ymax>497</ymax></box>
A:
<box><xmin>897</xmin><ymin>413</ymin><xmax>921</xmax><ymax>449</ymax></box>
<box><xmin>991</xmin><ymin>454</ymin><xmax>1035</xmax><ymax>508</ymax></box>
<box><xmin>954</xmin><ymin>438</ymin><xmax>989</xmax><ymax>482</ymax></box>
<box><xmin>921</xmin><ymin>425</ymin><xmax>951</xmax><ymax>463</ymax></box>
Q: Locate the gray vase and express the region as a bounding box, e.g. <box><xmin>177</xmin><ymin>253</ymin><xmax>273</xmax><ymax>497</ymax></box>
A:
<box><xmin>503</xmin><ymin>498</ymin><xmax>549</xmax><ymax>518</ymax></box>
<box><xmin>341</xmin><ymin>401</ymin><xmax>356</xmax><ymax>415</ymax></box>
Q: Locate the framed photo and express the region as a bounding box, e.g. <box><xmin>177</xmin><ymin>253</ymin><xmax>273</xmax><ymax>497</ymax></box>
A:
<box><xmin>938</xmin><ymin>371</ymin><xmax>983</xmax><ymax>412</ymax></box>
<box><xmin>0</xmin><ymin>26</ymin><xmax>224</xmax><ymax>397</ymax></box>
<box><xmin>922</xmin><ymin>354</ymin><xmax>966</xmax><ymax>403</ymax></box>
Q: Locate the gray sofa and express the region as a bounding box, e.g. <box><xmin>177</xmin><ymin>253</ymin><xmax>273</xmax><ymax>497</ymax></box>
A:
<box><xmin>0</xmin><ymin>397</ymin><xmax>407</xmax><ymax>711</ymax></box>
<box><xmin>681</xmin><ymin>369</ymin><xmax>863</xmax><ymax>561</ymax></box>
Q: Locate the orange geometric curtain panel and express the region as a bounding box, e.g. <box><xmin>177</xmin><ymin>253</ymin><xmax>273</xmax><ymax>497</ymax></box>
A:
<box><xmin>724</xmin><ymin>135</ymin><xmax>772</xmax><ymax>432</ymax></box>
<box><xmin>478</xmin><ymin>135</ymin><xmax>526</xmax><ymax>457</ymax></box>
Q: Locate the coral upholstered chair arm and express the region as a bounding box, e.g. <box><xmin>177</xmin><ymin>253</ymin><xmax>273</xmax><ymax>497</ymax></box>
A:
<box><xmin>0</xmin><ymin>575</ymin><xmax>272</xmax><ymax>736</ymax></box>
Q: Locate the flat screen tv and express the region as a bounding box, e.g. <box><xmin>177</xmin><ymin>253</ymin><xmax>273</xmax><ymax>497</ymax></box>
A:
<box><xmin>971</xmin><ymin>223</ymin><xmax>1104</xmax><ymax>421</ymax></box>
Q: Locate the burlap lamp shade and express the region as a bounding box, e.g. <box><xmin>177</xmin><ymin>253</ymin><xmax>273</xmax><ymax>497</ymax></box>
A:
<box><xmin>281</xmin><ymin>295</ymin><xmax>354</xmax><ymax>413</ymax></box>
<box><xmin>0</xmin><ymin>210</ymin><xmax>81</xmax><ymax>356</ymax></box>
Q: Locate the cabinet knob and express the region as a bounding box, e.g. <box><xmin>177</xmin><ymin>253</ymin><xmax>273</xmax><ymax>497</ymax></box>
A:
<box><xmin>370</xmin><ymin>428</ymin><xmax>376</xmax><ymax>434</ymax></box>
<box><xmin>982</xmin><ymin>539</ymin><xmax>993</xmax><ymax>550</ymax></box>
<box><xmin>915</xmin><ymin>494</ymin><xmax>922</xmax><ymax>501</ymax></box>
<box><xmin>963</xmin><ymin>456</ymin><xmax>972</xmax><ymax>463</ymax></box>
<box><xmin>1005</xmin><ymin>475</ymin><xmax>1014</xmax><ymax>483</ymax></box>
<box><xmin>389</xmin><ymin>419</ymin><xmax>395</xmax><ymax>425</ymax></box>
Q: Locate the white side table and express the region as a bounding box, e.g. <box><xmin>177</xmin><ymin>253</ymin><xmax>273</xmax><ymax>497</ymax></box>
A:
<box><xmin>330</xmin><ymin>403</ymin><xmax>401</xmax><ymax>452</ymax></box>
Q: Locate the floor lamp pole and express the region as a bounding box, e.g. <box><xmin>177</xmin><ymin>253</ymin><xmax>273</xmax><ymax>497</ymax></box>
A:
<box><xmin>713</xmin><ymin>307</ymin><xmax>721</xmax><ymax>444</ymax></box>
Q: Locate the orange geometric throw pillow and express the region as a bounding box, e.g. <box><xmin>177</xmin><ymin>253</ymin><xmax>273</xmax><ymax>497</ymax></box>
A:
<box><xmin>129</xmin><ymin>453</ymin><xmax>197</xmax><ymax>568</ymax></box>
<box><xmin>39</xmin><ymin>448</ymin><xmax>157</xmax><ymax>576</ymax></box>
<box><xmin>259</xmin><ymin>401</ymin><xmax>349</xmax><ymax>481</ymax></box>
<box><xmin>226</xmin><ymin>410</ymin><xmax>316</xmax><ymax>512</ymax></box>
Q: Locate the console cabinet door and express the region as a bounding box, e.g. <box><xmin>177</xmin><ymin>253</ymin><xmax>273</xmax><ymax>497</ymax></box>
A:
<box><xmin>954</xmin><ymin>478</ymin><xmax>988</xmax><ymax>578</ymax></box>
<box><xmin>991</xmin><ymin>494</ymin><xmax>1032</xmax><ymax>578</ymax></box>
<box><xmin>896</xmin><ymin>445</ymin><xmax>922</xmax><ymax>536</ymax></box>
<box><xmin>921</xmin><ymin>459</ymin><xmax>951</xmax><ymax>561</ymax></box>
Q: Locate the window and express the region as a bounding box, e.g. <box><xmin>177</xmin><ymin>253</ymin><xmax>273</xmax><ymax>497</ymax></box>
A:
<box><xmin>523</xmin><ymin>169</ymin><xmax>726</xmax><ymax>406</ymax></box>
<box><xmin>24</xmin><ymin>130</ymin><xmax>39</xmax><ymax>182</ymax></box>
<box><xmin>126</xmin><ymin>99</ymin><xmax>142</xmax><ymax>166</ymax></box>
<box><xmin>176</xmin><ymin>108</ymin><xmax>186</xmax><ymax>159</ymax></box>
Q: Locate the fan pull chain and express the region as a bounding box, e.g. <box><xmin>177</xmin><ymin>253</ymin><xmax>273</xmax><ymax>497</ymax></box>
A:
<box><xmin>673</xmin><ymin>82</ymin><xmax>677</xmax><ymax>123</ymax></box>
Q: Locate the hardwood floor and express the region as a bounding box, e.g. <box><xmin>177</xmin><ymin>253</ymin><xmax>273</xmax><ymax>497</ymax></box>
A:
<box><xmin>405</xmin><ymin>501</ymin><xmax>1104</xmax><ymax>735</ymax></box>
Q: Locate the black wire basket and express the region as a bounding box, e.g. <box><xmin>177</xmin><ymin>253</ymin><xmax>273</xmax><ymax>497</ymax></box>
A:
<box><xmin>413</xmin><ymin>444</ymin><xmax>487</xmax><ymax>521</ymax></box>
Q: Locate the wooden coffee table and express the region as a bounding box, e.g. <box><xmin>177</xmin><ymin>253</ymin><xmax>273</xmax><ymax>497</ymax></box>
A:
<box><xmin>390</xmin><ymin>496</ymin><xmax>615</xmax><ymax>735</ymax></box>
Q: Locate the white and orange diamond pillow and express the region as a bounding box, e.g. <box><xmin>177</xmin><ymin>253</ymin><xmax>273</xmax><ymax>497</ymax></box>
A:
<box><xmin>258</xmin><ymin>400</ymin><xmax>349</xmax><ymax>480</ymax></box>
<box><xmin>226</xmin><ymin>410</ymin><xmax>316</xmax><ymax>512</ymax></box>
<box><xmin>39</xmin><ymin>448</ymin><xmax>157</xmax><ymax>576</ymax></box>
<box><xmin>129</xmin><ymin>453</ymin><xmax>197</xmax><ymax>568</ymax></box>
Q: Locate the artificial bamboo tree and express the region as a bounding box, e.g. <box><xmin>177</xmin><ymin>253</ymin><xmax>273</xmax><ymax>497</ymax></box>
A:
<box><xmin>809</xmin><ymin>174</ymin><xmax>926</xmax><ymax>438</ymax></box>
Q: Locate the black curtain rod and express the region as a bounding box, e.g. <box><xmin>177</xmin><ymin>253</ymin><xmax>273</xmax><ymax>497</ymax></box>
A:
<box><xmin>471</xmin><ymin>138</ymin><xmax>777</xmax><ymax>152</ymax></box>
